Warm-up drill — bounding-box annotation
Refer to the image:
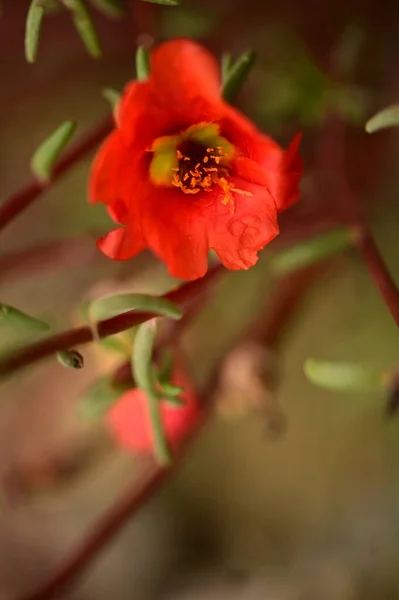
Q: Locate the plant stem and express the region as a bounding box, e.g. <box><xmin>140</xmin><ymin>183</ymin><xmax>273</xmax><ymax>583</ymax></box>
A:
<box><xmin>147</xmin><ymin>391</ymin><xmax>171</xmax><ymax>465</ymax></box>
<box><xmin>0</xmin><ymin>265</ymin><xmax>224</xmax><ymax>381</ymax></box>
<box><xmin>353</xmin><ymin>225</ymin><xmax>399</xmax><ymax>328</ymax></box>
<box><xmin>0</xmin><ymin>117</ymin><xmax>112</xmax><ymax>233</ymax></box>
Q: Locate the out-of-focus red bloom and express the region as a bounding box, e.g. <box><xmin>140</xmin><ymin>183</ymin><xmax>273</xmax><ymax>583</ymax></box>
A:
<box><xmin>106</xmin><ymin>369</ymin><xmax>199</xmax><ymax>454</ymax></box>
<box><xmin>90</xmin><ymin>39</ymin><xmax>302</xmax><ymax>280</ymax></box>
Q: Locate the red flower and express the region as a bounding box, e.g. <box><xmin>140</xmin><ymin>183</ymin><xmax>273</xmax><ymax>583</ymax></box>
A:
<box><xmin>89</xmin><ymin>39</ymin><xmax>302</xmax><ymax>280</ymax></box>
<box><xmin>106</xmin><ymin>370</ymin><xmax>199</xmax><ymax>454</ymax></box>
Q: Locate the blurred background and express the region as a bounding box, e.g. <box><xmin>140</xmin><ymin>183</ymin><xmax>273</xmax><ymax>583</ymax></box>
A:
<box><xmin>1</xmin><ymin>0</ymin><xmax>399</xmax><ymax>598</ymax></box>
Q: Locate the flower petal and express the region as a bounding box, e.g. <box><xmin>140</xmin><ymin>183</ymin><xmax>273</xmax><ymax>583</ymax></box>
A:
<box><xmin>150</xmin><ymin>39</ymin><xmax>221</xmax><ymax>119</ymax></box>
<box><xmin>89</xmin><ymin>129</ymin><xmax>132</xmax><ymax>221</ymax></box>
<box><xmin>141</xmin><ymin>186</ymin><xmax>210</xmax><ymax>280</ymax></box>
<box><xmin>106</xmin><ymin>371</ymin><xmax>199</xmax><ymax>453</ymax></box>
<box><xmin>208</xmin><ymin>179</ymin><xmax>279</xmax><ymax>270</ymax></box>
<box><xmin>221</xmin><ymin>105</ymin><xmax>303</xmax><ymax>212</ymax></box>
<box><xmin>97</xmin><ymin>226</ymin><xmax>145</xmax><ymax>261</ymax></box>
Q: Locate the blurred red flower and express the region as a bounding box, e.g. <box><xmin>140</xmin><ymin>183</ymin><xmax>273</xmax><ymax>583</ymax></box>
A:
<box><xmin>89</xmin><ymin>39</ymin><xmax>302</xmax><ymax>280</ymax></box>
<box><xmin>106</xmin><ymin>369</ymin><xmax>199</xmax><ymax>455</ymax></box>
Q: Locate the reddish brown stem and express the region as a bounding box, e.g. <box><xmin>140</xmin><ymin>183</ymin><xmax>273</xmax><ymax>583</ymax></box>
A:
<box><xmin>354</xmin><ymin>225</ymin><xmax>399</xmax><ymax>327</ymax></box>
<box><xmin>0</xmin><ymin>265</ymin><xmax>224</xmax><ymax>380</ymax></box>
<box><xmin>17</xmin><ymin>463</ymin><xmax>170</xmax><ymax>600</ymax></box>
<box><xmin>0</xmin><ymin>118</ymin><xmax>112</xmax><ymax>233</ymax></box>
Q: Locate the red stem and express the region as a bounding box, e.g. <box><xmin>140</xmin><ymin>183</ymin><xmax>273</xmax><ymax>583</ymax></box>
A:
<box><xmin>0</xmin><ymin>118</ymin><xmax>112</xmax><ymax>233</ymax></box>
<box><xmin>17</xmin><ymin>464</ymin><xmax>170</xmax><ymax>600</ymax></box>
<box><xmin>354</xmin><ymin>225</ymin><xmax>399</xmax><ymax>327</ymax></box>
<box><xmin>0</xmin><ymin>265</ymin><xmax>224</xmax><ymax>380</ymax></box>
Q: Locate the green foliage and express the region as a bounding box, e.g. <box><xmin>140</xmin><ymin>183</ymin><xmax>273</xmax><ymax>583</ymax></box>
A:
<box><xmin>88</xmin><ymin>0</ymin><xmax>125</xmax><ymax>18</ymax></box>
<box><xmin>221</xmin><ymin>53</ymin><xmax>234</xmax><ymax>84</ymax></box>
<box><xmin>304</xmin><ymin>358</ymin><xmax>387</xmax><ymax>393</ymax></box>
<box><xmin>221</xmin><ymin>50</ymin><xmax>256</xmax><ymax>103</ymax></box>
<box><xmin>132</xmin><ymin>320</ymin><xmax>172</xmax><ymax>465</ymax></box>
<box><xmin>366</xmin><ymin>104</ymin><xmax>399</xmax><ymax>133</ymax></box>
<box><xmin>31</xmin><ymin>121</ymin><xmax>77</xmax><ymax>182</ymax></box>
<box><xmin>271</xmin><ymin>229</ymin><xmax>354</xmax><ymax>276</ymax></box>
<box><xmin>62</xmin><ymin>0</ymin><xmax>102</xmax><ymax>58</ymax></box>
<box><xmin>102</xmin><ymin>87</ymin><xmax>121</xmax><ymax>109</ymax></box>
<box><xmin>25</xmin><ymin>0</ymin><xmax>45</xmax><ymax>63</ymax></box>
<box><xmin>89</xmin><ymin>293</ymin><xmax>182</xmax><ymax>327</ymax></box>
<box><xmin>136</xmin><ymin>46</ymin><xmax>151</xmax><ymax>82</ymax></box>
<box><xmin>0</xmin><ymin>303</ymin><xmax>50</xmax><ymax>333</ymax></box>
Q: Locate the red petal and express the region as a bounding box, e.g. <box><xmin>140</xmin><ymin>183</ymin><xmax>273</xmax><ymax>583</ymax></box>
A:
<box><xmin>150</xmin><ymin>39</ymin><xmax>221</xmax><ymax>118</ymax></box>
<box><xmin>106</xmin><ymin>374</ymin><xmax>199</xmax><ymax>453</ymax></box>
<box><xmin>97</xmin><ymin>227</ymin><xmax>145</xmax><ymax>261</ymax></box>
<box><xmin>139</xmin><ymin>185</ymin><xmax>210</xmax><ymax>280</ymax></box>
<box><xmin>89</xmin><ymin>129</ymin><xmax>132</xmax><ymax>222</ymax></box>
<box><xmin>221</xmin><ymin>106</ymin><xmax>303</xmax><ymax>212</ymax></box>
<box><xmin>208</xmin><ymin>179</ymin><xmax>279</xmax><ymax>270</ymax></box>
<box><xmin>118</xmin><ymin>40</ymin><xmax>223</xmax><ymax>149</ymax></box>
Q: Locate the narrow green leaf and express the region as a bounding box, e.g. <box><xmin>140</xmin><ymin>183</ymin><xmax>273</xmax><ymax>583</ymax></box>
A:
<box><xmin>221</xmin><ymin>53</ymin><xmax>233</xmax><ymax>84</ymax></box>
<box><xmin>0</xmin><ymin>303</ymin><xmax>50</xmax><ymax>332</ymax></box>
<box><xmin>132</xmin><ymin>320</ymin><xmax>171</xmax><ymax>465</ymax></box>
<box><xmin>304</xmin><ymin>358</ymin><xmax>386</xmax><ymax>393</ymax></box>
<box><xmin>62</xmin><ymin>0</ymin><xmax>102</xmax><ymax>58</ymax></box>
<box><xmin>221</xmin><ymin>50</ymin><xmax>256</xmax><ymax>103</ymax></box>
<box><xmin>78</xmin><ymin>377</ymin><xmax>120</xmax><ymax>420</ymax></box>
<box><xmin>98</xmin><ymin>335</ymin><xmax>129</xmax><ymax>355</ymax></box>
<box><xmin>271</xmin><ymin>228</ymin><xmax>354</xmax><ymax>276</ymax></box>
<box><xmin>102</xmin><ymin>87</ymin><xmax>121</xmax><ymax>109</ymax></box>
<box><xmin>136</xmin><ymin>45</ymin><xmax>150</xmax><ymax>81</ymax></box>
<box><xmin>89</xmin><ymin>293</ymin><xmax>183</xmax><ymax>326</ymax></box>
<box><xmin>141</xmin><ymin>0</ymin><xmax>179</xmax><ymax>5</ymax></box>
<box><xmin>132</xmin><ymin>320</ymin><xmax>157</xmax><ymax>392</ymax></box>
<box><xmin>365</xmin><ymin>104</ymin><xmax>399</xmax><ymax>133</ymax></box>
<box><xmin>57</xmin><ymin>349</ymin><xmax>84</xmax><ymax>369</ymax></box>
<box><xmin>88</xmin><ymin>0</ymin><xmax>125</xmax><ymax>18</ymax></box>
<box><xmin>160</xmin><ymin>381</ymin><xmax>184</xmax><ymax>398</ymax></box>
<box><xmin>25</xmin><ymin>0</ymin><xmax>45</xmax><ymax>64</ymax></box>
<box><xmin>31</xmin><ymin>120</ymin><xmax>77</xmax><ymax>181</ymax></box>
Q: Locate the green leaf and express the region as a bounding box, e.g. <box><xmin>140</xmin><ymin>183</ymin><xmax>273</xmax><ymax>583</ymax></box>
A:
<box><xmin>62</xmin><ymin>0</ymin><xmax>102</xmax><ymax>58</ymax></box>
<box><xmin>271</xmin><ymin>228</ymin><xmax>354</xmax><ymax>276</ymax></box>
<box><xmin>141</xmin><ymin>0</ymin><xmax>180</xmax><ymax>5</ymax></box>
<box><xmin>31</xmin><ymin>120</ymin><xmax>77</xmax><ymax>182</ymax></box>
<box><xmin>25</xmin><ymin>0</ymin><xmax>45</xmax><ymax>63</ymax></box>
<box><xmin>102</xmin><ymin>87</ymin><xmax>121</xmax><ymax>109</ymax></box>
<box><xmin>89</xmin><ymin>293</ymin><xmax>183</xmax><ymax>326</ymax></box>
<box><xmin>88</xmin><ymin>0</ymin><xmax>125</xmax><ymax>18</ymax></box>
<box><xmin>136</xmin><ymin>45</ymin><xmax>150</xmax><ymax>81</ymax></box>
<box><xmin>304</xmin><ymin>358</ymin><xmax>386</xmax><ymax>393</ymax></box>
<box><xmin>57</xmin><ymin>349</ymin><xmax>84</xmax><ymax>369</ymax></box>
<box><xmin>221</xmin><ymin>53</ymin><xmax>233</xmax><ymax>84</ymax></box>
<box><xmin>78</xmin><ymin>377</ymin><xmax>121</xmax><ymax>420</ymax></box>
<box><xmin>132</xmin><ymin>320</ymin><xmax>171</xmax><ymax>465</ymax></box>
<box><xmin>98</xmin><ymin>335</ymin><xmax>129</xmax><ymax>355</ymax></box>
<box><xmin>221</xmin><ymin>50</ymin><xmax>256</xmax><ymax>103</ymax></box>
<box><xmin>365</xmin><ymin>104</ymin><xmax>399</xmax><ymax>133</ymax></box>
<box><xmin>0</xmin><ymin>303</ymin><xmax>50</xmax><ymax>332</ymax></box>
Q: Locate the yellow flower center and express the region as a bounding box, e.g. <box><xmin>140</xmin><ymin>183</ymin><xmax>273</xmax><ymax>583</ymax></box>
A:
<box><xmin>149</xmin><ymin>123</ymin><xmax>252</xmax><ymax>212</ymax></box>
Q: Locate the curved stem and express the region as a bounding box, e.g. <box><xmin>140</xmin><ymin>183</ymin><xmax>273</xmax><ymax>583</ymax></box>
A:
<box><xmin>0</xmin><ymin>117</ymin><xmax>112</xmax><ymax>233</ymax></box>
<box><xmin>0</xmin><ymin>265</ymin><xmax>224</xmax><ymax>381</ymax></box>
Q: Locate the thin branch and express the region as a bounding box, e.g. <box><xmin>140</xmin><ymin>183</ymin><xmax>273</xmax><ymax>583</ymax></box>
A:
<box><xmin>17</xmin><ymin>463</ymin><xmax>171</xmax><ymax>600</ymax></box>
<box><xmin>0</xmin><ymin>117</ymin><xmax>112</xmax><ymax>233</ymax></box>
<box><xmin>0</xmin><ymin>265</ymin><xmax>224</xmax><ymax>380</ymax></box>
<box><xmin>14</xmin><ymin>364</ymin><xmax>217</xmax><ymax>600</ymax></box>
<box><xmin>353</xmin><ymin>225</ymin><xmax>399</xmax><ymax>327</ymax></box>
